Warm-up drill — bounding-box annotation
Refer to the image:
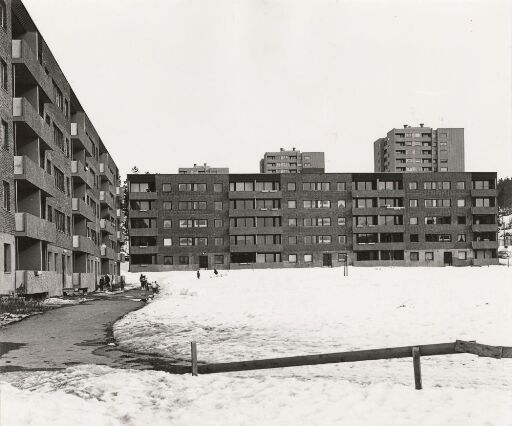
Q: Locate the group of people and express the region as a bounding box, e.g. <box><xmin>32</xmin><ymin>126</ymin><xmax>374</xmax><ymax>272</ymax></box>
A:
<box><xmin>196</xmin><ymin>268</ymin><xmax>219</xmax><ymax>279</ymax></box>
<box><xmin>139</xmin><ymin>274</ymin><xmax>160</xmax><ymax>293</ymax></box>
<box><xmin>98</xmin><ymin>274</ymin><xmax>124</xmax><ymax>292</ymax></box>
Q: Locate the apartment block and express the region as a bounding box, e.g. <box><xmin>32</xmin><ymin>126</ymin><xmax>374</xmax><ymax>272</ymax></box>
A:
<box><xmin>127</xmin><ymin>171</ymin><xmax>498</xmax><ymax>271</ymax></box>
<box><xmin>374</xmin><ymin>125</ymin><xmax>464</xmax><ymax>173</ymax></box>
<box><xmin>0</xmin><ymin>0</ymin><xmax>123</xmax><ymax>296</ymax></box>
<box><xmin>178</xmin><ymin>163</ymin><xmax>229</xmax><ymax>174</ymax></box>
<box><xmin>260</xmin><ymin>148</ymin><xmax>325</xmax><ymax>174</ymax></box>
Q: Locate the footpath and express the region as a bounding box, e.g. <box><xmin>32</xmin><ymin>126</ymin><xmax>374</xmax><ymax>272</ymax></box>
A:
<box><xmin>0</xmin><ymin>289</ymin><xmax>158</xmax><ymax>373</ymax></box>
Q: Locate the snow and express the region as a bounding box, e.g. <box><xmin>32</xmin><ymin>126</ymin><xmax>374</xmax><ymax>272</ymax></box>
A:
<box><xmin>2</xmin><ymin>266</ymin><xmax>512</xmax><ymax>425</ymax></box>
<box><xmin>41</xmin><ymin>297</ymin><xmax>92</xmax><ymax>306</ymax></box>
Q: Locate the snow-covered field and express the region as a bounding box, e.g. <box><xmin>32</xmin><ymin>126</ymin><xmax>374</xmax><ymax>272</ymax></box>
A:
<box><xmin>2</xmin><ymin>266</ymin><xmax>512</xmax><ymax>425</ymax></box>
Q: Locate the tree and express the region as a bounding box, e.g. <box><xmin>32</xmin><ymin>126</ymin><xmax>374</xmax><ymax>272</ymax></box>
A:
<box><xmin>498</xmin><ymin>177</ymin><xmax>512</xmax><ymax>215</ymax></box>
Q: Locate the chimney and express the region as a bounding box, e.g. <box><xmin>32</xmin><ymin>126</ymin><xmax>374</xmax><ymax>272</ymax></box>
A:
<box><xmin>193</xmin><ymin>163</ymin><xmax>197</xmax><ymax>167</ymax></box>
<box><xmin>292</xmin><ymin>147</ymin><xmax>296</xmax><ymax>151</ymax></box>
<box><xmin>280</xmin><ymin>148</ymin><xmax>284</xmax><ymax>152</ymax></box>
<box><xmin>419</xmin><ymin>123</ymin><xmax>424</xmax><ymax>128</ymax></box>
<box><xmin>403</xmin><ymin>124</ymin><xmax>408</xmax><ymax>129</ymax></box>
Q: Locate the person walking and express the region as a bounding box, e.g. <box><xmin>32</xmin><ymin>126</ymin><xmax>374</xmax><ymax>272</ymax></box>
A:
<box><xmin>104</xmin><ymin>274</ymin><xmax>111</xmax><ymax>291</ymax></box>
<box><xmin>99</xmin><ymin>275</ymin><xmax>105</xmax><ymax>292</ymax></box>
<box><xmin>214</xmin><ymin>268</ymin><xmax>219</xmax><ymax>276</ymax></box>
<box><xmin>197</xmin><ymin>270</ymin><xmax>200</xmax><ymax>279</ymax></box>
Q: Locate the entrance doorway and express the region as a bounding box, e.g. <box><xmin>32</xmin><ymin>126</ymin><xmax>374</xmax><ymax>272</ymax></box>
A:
<box><xmin>443</xmin><ymin>252</ymin><xmax>452</xmax><ymax>266</ymax></box>
<box><xmin>323</xmin><ymin>253</ymin><xmax>332</xmax><ymax>267</ymax></box>
<box><xmin>199</xmin><ymin>255</ymin><xmax>208</xmax><ymax>269</ymax></box>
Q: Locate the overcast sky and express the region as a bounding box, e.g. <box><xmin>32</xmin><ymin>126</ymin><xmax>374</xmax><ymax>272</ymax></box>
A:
<box><xmin>23</xmin><ymin>0</ymin><xmax>512</xmax><ymax>178</ymax></box>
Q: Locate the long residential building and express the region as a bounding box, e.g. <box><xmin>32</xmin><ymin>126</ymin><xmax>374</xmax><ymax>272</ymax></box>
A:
<box><xmin>260</xmin><ymin>148</ymin><xmax>325</xmax><ymax>174</ymax></box>
<box><xmin>127</xmin><ymin>171</ymin><xmax>498</xmax><ymax>271</ymax></box>
<box><xmin>374</xmin><ymin>124</ymin><xmax>465</xmax><ymax>173</ymax></box>
<box><xmin>0</xmin><ymin>0</ymin><xmax>123</xmax><ymax>296</ymax></box>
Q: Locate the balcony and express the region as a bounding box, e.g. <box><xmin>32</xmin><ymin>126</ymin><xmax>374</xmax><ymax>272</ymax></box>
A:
<box><xmin>117</xmin><ymin>252</ymin><xmax>125</xmax><ymax>262</ymax></box>
<box><xmin>129</xmin><ymin>209</ymin><xmax>157</xmax><ymax>218</ymax></box>
<box><xmin>116</xmin><ymin>230</ymin><xmax>125</xmax><ymax>242</ymax></box>
<box><xmin>352</xmin><ymin>206</ymin><xmax>405</xmax><ymax>215</ymax></box>
<box><xmin>12</xmin><ymin>97</ymin><xmax>53</xmax><ymax>148</ymax></box>
<box><xmin>229</xmin><ymin>208</ymin><xmax>282</xmax><ymax>217</ymax></box>
<box><xmin>470</xmin><ymin>188</ymin><xmax>497</xmax><ymax>197</ymax></box>
<box><xmin>71</xmin><ymin>198</ymin><xmax>96</xmax><ymax>222</ymax></box>
<box><xmin>70</xmin><ymin>120</ymin><xmax>94</xmax><ymax>156</ymax></box>
<box><xmin>352</xmin><ymin>224</ymin><xmax>404</xmax><ymax>233</ymax></box>
<box><xmin>471</xmin><ymin>206</ymin><xmax>498</xmax><ymax>215</ymax></box>
<box><xmin>471</xmin><ymin>223</ymin><xmax>497</xmax><ymax>233</ymax></box>
<box><xmin>71</xmin><ymin>161</ymin><xmax>95</xmax><ymax>188</ymax></box>
<box><xmin>14</xmin><ymin>155</ymin><xmax>55</xmax><ymax>196</ymax></box>
<box><xmin>353</xmin><ymin>241</ymin><xmax>405</xmax><ymax>251</ymax></box>
<box><xmin>99</xmin><ymin>162</ymin><xmax>115</xmax><ymax>185</ymax></box>
<box><xmin>99</xmin><ymin>190</ymin><xmax>115</xmax><ymax>209</ymax></box>
<box><xmin>229</xmin><ymin>226</ymin><xmax>282</xmax><ymax>235</ymax></box>
<box><xmin>14</xmin><ymin>212</ymin><xmax>56</xmax><ymax>243</ymax></box>
<box><xmin>471</xmin><ymin>240</ymin><xmax>498</xmax><ymax>250</ymax></box>
<box><xmin>129</xmin><ymin>191</ymin><xmax>157</xmax><ymax>200</ymax></box>
<box><xmin>352</xmin><ymin>189</ymin><xmax>404</xmax><ymax>198</ymax></box>
<box><xmin>129</xmin><ymin>227</ymin><xmax>158</xmax><ymax>237</ymax></box>
<box><xmin>72</xmin><ymin>235</ymin><xmax>99</xmax><ymax>255</ymax></box>
<box><xmin>115</xmin><ymin>186</ymin><xmax>122</xmax><ymax>196</ymax></box>
<box><xmin>100</xmin><ymin>245</ymin><xmax>116</xmax><ymax>259</ymax></box>
<box><xmin>130</xmin><ymin>245</ymin><xmax>159</xmax><ymax>255</ymax></box>
<box><xmin>15</xmin><ymin>270</ymin><xmax>63</xmax><ymax>297</ymax></box>
<box><xmin>100</xmin><ymin>219</ymin><xmax>115</xmax><ymax>235</ymax></box>
<box><xmin>11</xmin><ymin>39</ymin><xmax>53</xmax><ymax>99</ymax></box>
<box><xmin>229</xmin><ymin>191</ymin><xmax>282</xmax><ymax>199</ymax></box>
<box><xmin>230</xmin><ymin>244</ymin><xmax>283</xmax><ymax>253</ymax></box>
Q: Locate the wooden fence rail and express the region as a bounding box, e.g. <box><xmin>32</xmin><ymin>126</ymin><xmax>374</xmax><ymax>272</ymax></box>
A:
<box><xmin>178</xmin><ymin>340</ymin><xmax>511</xmax><ymax>389</ymax></box>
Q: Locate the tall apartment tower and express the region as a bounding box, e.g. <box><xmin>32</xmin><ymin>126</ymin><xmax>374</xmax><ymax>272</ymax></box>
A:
<box><xmin>374</xmin><ymin>125</ymin><xmax>464</xmax><ymax>173</ymax></box>
<box><xmin>178</xmin><ymin>163</ymin><xmax>229</xmax><ymax>174</ymax></box>
<box><xmin>260</xmin><ymin>148</ymin><xmax>325</xmax><ymax>174</ymax></box>
<box><xmin>0</xmin><ymin>0</ymin><xmax>124</xmax><ymax>296</ymax></box>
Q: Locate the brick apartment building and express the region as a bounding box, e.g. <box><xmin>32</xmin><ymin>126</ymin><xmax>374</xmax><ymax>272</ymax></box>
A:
<box><xmin>260</xmin><ymin>148</ymin><xmax>325</xmax><ymax>173</ymax></box>
<box><xmin>178</xmin><ymin>163</ymin><xmax>229</xmax><ymax>174</ymax></box>
<box><xmin>374</xmin><ymin>125</ymin><xmax>464</xmax><ymax>173</ymax></box>
<box><xmin>127</xmin><ymin>171</ymin><xmax>498</xmax><ymax>271</ymax></box>
<box><xmin>0</xmin><ymin>0</ymin><xmax>123</xmax><ymax>296</ymax></box>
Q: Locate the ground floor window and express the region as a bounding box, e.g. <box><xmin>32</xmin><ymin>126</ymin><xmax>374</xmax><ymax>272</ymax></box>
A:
<box><xmin>410</xmin><ymin>252</ymin><xmax>419</xmax><ymax>261</ymax></box>
<box><xmin>214</xmin><ymin>255</ymin><xmax>224</xmax><ymax>264</ymax></box>
<box><xmin>338</xmin><ymin>253</ymin><xmax>347</xmax><ymax>262</ymax></box>
<box><xmin>304</xmin><ymin>254</ymin><xmax>312</xmax><ymax>263</ymax></box>
<box><xmin>425</xmin><ymin>252</ymin><xmax>434</xmax><ymax>261</ymax></box>
<box><xmin>458</xmin><ymin>251</ymin><xmax>467</xmax><ymax>260</ymax></box>
<box><xmin>179</xmin><ymin>256</ymin><xmax>189</xmax><ymax>265</ymax></box>
<box><xmin>164</xmin><ymin>256</ymin><xmax>173</xmax><ymax>265</ymax></box>
<box><xmin>288</xmin><ymin>254</ymin><xmax>297</xmax><ymax>263</ymax></box>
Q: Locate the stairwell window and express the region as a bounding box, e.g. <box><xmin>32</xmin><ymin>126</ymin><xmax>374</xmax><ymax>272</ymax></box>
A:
<box><xmin>0</xmin><ymin>1</ymin><xmax>6</xmax><ymax>29</ymax></box>
<box><xmin>2</xmin><ymin>180</ymin><xmax>9</xmax><ymax>210</ymax></box>
<box><xmin>0</xmin><ymin>120</ymin><xmax>7</xmax><ymax>150</ymax></box>
<box><xmin>0</xmin><ymin>58</ymin><xmax>6</xmax><ymax>91</ymax></box>
<box><xmin>3</xmin><ymin>243</ymin><xmax>11</xmax><ymax>272</ymax></box>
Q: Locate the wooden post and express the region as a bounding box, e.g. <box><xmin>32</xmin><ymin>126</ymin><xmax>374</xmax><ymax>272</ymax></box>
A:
<box><xmin>191</xmin><ymin>341</ymin><xmax>198</xmax><ymax>376</ymax></box>
<box><xmin>412</xmin><ymin>346</ymin><xmax>422</xmax><ymax>390</ymax></box>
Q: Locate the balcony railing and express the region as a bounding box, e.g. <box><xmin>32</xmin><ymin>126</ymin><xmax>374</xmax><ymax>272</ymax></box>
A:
<box><xmin>99</xmin><ymin>162</ymin><xmax>115</xmax><ymax>185</ymax></box>
<box><xmin>71</xmin><ymin>198</ymin><xmax>95</xmax><ymax>221</ymax></box>
<box><xmin>14</xmin><ymin>212</ymin><xmax>57</xmax><ymax>243</ymax></box>
<box><xmin>100</xmin><ymin>219</ymin><xmax>115</xmax><ymax>234</ymax></box>
<box><xmin>14</xmin><ymin>155</ymin><xmax>55</xmax><ymax>196</ymax></box>
<box><xmin>100</xmin><ymin>245</ymin><xmax>116</xmax><ymax>259</ymax></box>
<box><xmin>72</xmin><ymin>235</ymin><xmax>99</xmax><ymax>255</ymax></box>
<box><xmin>70</xmin><ymin>119</ymin><xmax>94</xmax><ymax>157</ymax></box>
<box><xmin>12</xmin><ymin>97</ymin><xmax>53</xmax><ymax>147</ymax></box>
<box><xmin>99</xmin><ymin>190</ymin><xmax>115</xmax><ymax>208</ymax></box>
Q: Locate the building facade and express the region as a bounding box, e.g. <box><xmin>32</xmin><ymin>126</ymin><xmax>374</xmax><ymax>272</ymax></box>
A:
<box><xmin>260</xmin><ymin>148</ymin><xmax>325</xmax><ymax>174</ymax></box>
<box><xmin>0</xmin><ymin>0</ymin><xmax>123</xmax><ymax>296</ymax></box>
<box><xmin>127</xmin><ymin>171</ymin><xmax>498</xmax><ymax>271</ymax></box>
<box><xmin>374</xmin><ymin>125</ymin><xmax>465</xmax><ymax>173</ymax></box>
<box><xmin>178</xmin><ymin>163</ymin><xmax>229</xmax><ymax>174</ymax></box>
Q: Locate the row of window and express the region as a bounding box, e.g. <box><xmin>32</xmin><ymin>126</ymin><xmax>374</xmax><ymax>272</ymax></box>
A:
<box><xmin>163</xmin><ymin>255</ymin><xmax>225</xmax><ymax>266</ymax></box>
<box><xmin>354</xmin><ymin>233</ymin><xmax>469</xmax><ymax>244</ymax></box>
<box><xmin>159</xmin><ymin>235</ymin><xmax>350</xmax><ymax>247</ymax></box>
<box><xmin>354</xmin><ymin>198</ymin><xmax>496</xmax><ymax>208</ymax></box>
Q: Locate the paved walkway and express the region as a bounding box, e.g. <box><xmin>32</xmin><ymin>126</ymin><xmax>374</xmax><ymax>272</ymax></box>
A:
<box><xmin>0</xmin><ymin>289</ymin><xmax>161</xmax><ymax>373</ymax></box>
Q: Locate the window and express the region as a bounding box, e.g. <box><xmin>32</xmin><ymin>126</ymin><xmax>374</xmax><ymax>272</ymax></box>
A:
<box><xmin>288</xmin><ymin>236</ymin><xmax>297</xmax><ymax>244</ymax></box>
<box><xmin>179</xmin><ymin>256</ymin><xmax>189</xmax><ymax>265</ymax></box>
<box><xmin>458</xmin><ymin>251</ymin><xmax>467</xmax><ymax>260</ymax></box>
<box><xmin>409</xmin><ymin>217</ymin><xmax>418</xmax><ymax>225</ymax></box>
<box><xmin>214</xmin><ymin>255</ymin><xmax>224</xmax><ymax>264</ymax></box>
<box><xmin>304</xmin><ymin>254</ymin><xmax>313</xmax><ymax>263</ymax></box>
<box><xmin>288</xmin><ymin>254</ymin><xmax>297</xmax><ymax>263</ymax></box>
<box><xmin>0</xmin><ymin>59</ymin><xmax>7</xmax><ymax>91</ymax></box>
<box><xmin>213</xmin><ymin>183</ymin><xmax>223</xmax><ymax>192</ymax></box>
<box><xmin>337</xmin><ymin>200</ymin><xmax>346</xmax><ymax>208</ymax></box>
<box><xmin>163</xmin><ymin>220</ymin><xmax>172</xmax><ymax>229</ymax></box>
<box><xmin>287</xmin><ymin>200</ymin><xmax>296</xmax><ymax>209</ymax></box>
<box><xmin>164</xmin><ymin>256</ymin><xmax>173</xmax><ymax>265</ymax></box>
<box><xmin>163</xmin><ymin>202</ymin><xmax>172</xmax><ymax>210</ymax></box>
<box><xmin>410</xmin><ymin>234</ymin><xmax>419</xmax><ymax>242</ymax></box>
<box><xmin>53</xmin><ymin>167</ymin><xmax>65</xmax><ymax>192</ymax></box>
<box><xmin>214</xmin><ymin>219</ymin><xmax>223</xmax><ymax>228</ymax></box>
<box><xmin>425</xmin><ymin>252</ymin><xmax>434</xmax><ymax>261</ymax></box>
<box><xmin>457</xmin><ymin>233</ymin><xmax>466</xmax><ymax>242</ymax></box>
<box><xmin>287</xmin><ymin>182</ymin><xmax>296</xmax><ymax>191</ymax></box>
<box><xmin>130</xmin><ymin>182</ymin><xmax>151</xmax><ymax>193</ymax></box>
<box><xmin>163</xmin><ymin>238</ymin><xmax>172</xmax><ymax>246</ymax></box>
<box><xmin>338</xmin><ymin>235</ymin><xmax>347</xmax><ymax>244</ymax></box>
<box><xmin>338</xmin><ymin>217</ymin><xmax>346</xmax><ymax>226</ymax></box>
<box><xmin>457</xmin><ymin>216</ymin><xmax>466</xmax><ymax>225</ymax></box>
<box><xmin>409</xmin><ymin>199</ymin><xmax>418</xmax><ymax>208</ymax></box>
<box><xmin>0</xmin><ymin>120</ymin><xmax>7</xmax><ymax>151</ymax></box>
<box><xmin>2</xmin><ymin>180</ymin><xmax>9</xmax><ymax>210</ymax></box>
<box><xmin>214</xmin><ymin>237</ymin><xmax>224</xmax><ymax>246</ymax></box>
<box><xmin>408</xmin><ymin>182</ymin><xmax>417</xmax><ymax>190</ymax></box>
<box><xmin>457</xmin><ymin>199</ymin><xmax>465</xmax><ymax>207</ymax></box>
<box><xmin>303</xmin><ymin>182</ymin><xmax>330</xmax><ymax>191</ymax></box>
<box><xmin>178</xmin><ymin>183</ymin><xmax>207</xmax><ymax>192</ymax></box>
<box><xmin>162</xmin><ymin>183</ymin><xmax>172</xmax><ymax>192</ymax></box>
<box><xmin>288</xmin><ymin>218</ymin><xmax>297</xmax><ymax>226</ymax></box>
<box><xmin>456</xmin><ymin>182</ymin><xmax>465</xmax><ymax>190</ymax></box>
<box><xmin>54</xmin><ymin>210</ymin><xmax>66</xmax><ymax>232</ymax></box>
<box><xmin>214</xmin><ymin>201</ymin><xmax>223</xmax><ymax>210</ymax></box>
<box><xmin>53</xmin><ymin>81</ymin><xmax>63</xmax><ymax>110</ymax></box>
<box><xmin>53</xmin><ymin>125</ymin><xmax>64</xmax><ymax>152</ymax></box>
<box><xmin>178</xmin><ymin>201</ymin><xmax>207</xmax><ymax>210</ymax></box>
<box><xmin>410</xmin><ymin>252</ymin><xmax>419</xmax><ymax>261</ymax></box>
<box><xmin>337</xmin><ymin>182</ymin><xmax>346</xmax><ymax>191</ymax></box>
<box><xmin>4</xmin><ymin>243</ymin><xmax>11</xmax><ymax>272</ymax></box>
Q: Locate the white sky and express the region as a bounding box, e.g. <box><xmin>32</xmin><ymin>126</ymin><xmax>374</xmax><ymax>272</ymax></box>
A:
<box><xmin>22</xmin><ymin>0</ymin><xmax>512</xmax><ymax>178</ymax></box>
